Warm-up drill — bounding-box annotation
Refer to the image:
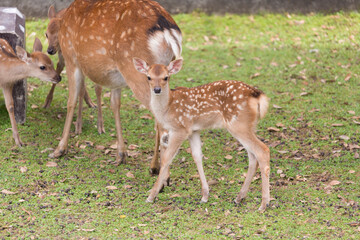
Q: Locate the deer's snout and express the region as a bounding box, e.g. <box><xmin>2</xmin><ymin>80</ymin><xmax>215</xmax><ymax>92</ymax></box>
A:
<box><xmin>154</xmin><ymin>87</ymin><xmax>161</xmax><ymax>94</ymax></box>
<box><xmin>47</xmin><ymin>47</ymin><xmax>56</xmax><ymax>55</ymax></box>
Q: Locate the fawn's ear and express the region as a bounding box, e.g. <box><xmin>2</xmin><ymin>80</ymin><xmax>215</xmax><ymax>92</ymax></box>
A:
<box><xmin>133</xmin><ymin>57</ymin><xmax>149</xmax><ymax>74</ymax></box>
<box><xmin>168</xmin><ymin>58</ymin><xmax>183</xmax><ymax>75</ymax></box>
<box><xmin>48</xmin><ymin>5</ymin><xmax>56</xmax><ymax>19</ymax></box>
<box><xmin>16</xmin><ymin>46</ymin><xmax>29</xmax><ymax>62</ymax></box>
<box><xmin>33</xmin><ymin>38</ymin><xmax>43</xmax><ymax>52</ymax></box>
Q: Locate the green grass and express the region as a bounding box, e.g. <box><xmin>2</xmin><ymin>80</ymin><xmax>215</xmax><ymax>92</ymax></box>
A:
<box><xmin>1</xmin><ymin>12</ymin><xmax>360</xmax><ymax>239</ymax></box>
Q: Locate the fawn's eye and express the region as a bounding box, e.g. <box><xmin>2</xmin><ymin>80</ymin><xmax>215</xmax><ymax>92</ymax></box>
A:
<box><xmin>40</xmin><ymin>66</ymin><xmax>46</xmax><ymax>70</ymax></box>
<box><xmin>147</xmin><ymin>76</ymin><xmax>151</xmax><ymax>81</ymax></box>
<box><xmin>164</xmin><ymin>76</ymin><xmax>168</xmax><ymax>81</ymax></box>
<box><xmin>45</xmin><ymin>33</ymin><xmax>48</xmax><ymax>38</ymax></box>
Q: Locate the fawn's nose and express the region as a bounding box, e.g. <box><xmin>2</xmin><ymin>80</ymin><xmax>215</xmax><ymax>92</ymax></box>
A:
<box><xmin>154</xmin><ymin>87</ymin><xmax>161</xmax><ymax>94</ymax></box>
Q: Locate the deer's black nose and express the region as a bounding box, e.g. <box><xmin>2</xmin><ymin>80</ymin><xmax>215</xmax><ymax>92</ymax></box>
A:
<box><xmin>47</xmin><ymin>47</ymin><xmax>55</xmax><ymax>55</ymax></box>
<box><xmin>154</xmin><ymin>87</ymin><xmax>161</xmax><ymax>94</ymax></box>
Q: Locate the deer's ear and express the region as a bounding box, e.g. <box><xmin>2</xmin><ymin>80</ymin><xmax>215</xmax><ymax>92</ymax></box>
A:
<box><xmin>133</xmin><ymin>57</ymin><xmax>149</xmax><ymax>74</ymax></box>
<box><xmin>48</xmin><ymin>5</ymin><xmax>56</xmax><ymax>19</ymax></box>
<box><xmin>16</xmin><ymin>46</ymin><xmax>29</xmax><ymax>62</ymax></box>
<box><xmin>168</xmin><ymin>58</ymin><xmax>183</xmax><ymax>75</ymax></box>
<box><xmin>33</xmin><ymin>38</ymin><xmax>43</xmax><ymax>52</ymax></box>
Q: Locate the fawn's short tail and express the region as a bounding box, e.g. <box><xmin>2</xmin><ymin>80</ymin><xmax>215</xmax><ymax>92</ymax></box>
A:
<box><xmin>258</xmin><ymin>94</ymin><xmax>269</xmax><ymax>119</ymax></box>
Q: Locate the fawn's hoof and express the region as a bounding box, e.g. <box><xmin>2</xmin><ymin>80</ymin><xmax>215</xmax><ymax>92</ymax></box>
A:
<box><xmin>117</xmin><ymin>152</ymin><xmax>127</xmax><ymax>164</ymax></box>
<box><xmin>49</xmin><ymin>149</ymin><xmax>66</xmax><ymax>158</ymax></box>
<box><xmin>150</xmin><ymin>167</ymin><xmax>160</xmax><ymax>175</ymax></box>
<box><xmin>145</xmin><ymin>197</ymin><xmax>154</xmax><ymax>203</ymax></box>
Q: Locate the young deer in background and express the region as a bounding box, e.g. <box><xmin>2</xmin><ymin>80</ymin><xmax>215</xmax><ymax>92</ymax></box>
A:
<box><xmin>45</xmin><ymin>5</ymin><xmax>105</xmax><ymax>134</ymax></box>
<box><xmin>0</xmin><ymin>38</ymin><xmax>61</xmax><ymax>146</ymax></box>
<box><xmin>133</xmin><ymin>58</ymin><xmax>271</xmax><ymax>211</ymax></box>
<box><xmin>50</xmin><ymin>0</ymin><xmax>182</xmax><ymax>171</ymax></box>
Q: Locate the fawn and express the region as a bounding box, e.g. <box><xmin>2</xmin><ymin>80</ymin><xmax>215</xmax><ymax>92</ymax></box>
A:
<box><xmin>133</xmin><ymin>57</ymin><xmax>271</xmax><ymax>211</ymax></box>
<box><xmin>49</xmin><ymin>0</ymin><xmax>182</xmax><ymax>172</ymax></box>
<box><xmin>45</xmin><ymin>5</ymin><xmax>105</xmax><ymax>135</ymax></box>
<box><xmin>0</xmin><ymin>38</ymin><xmax>61</xmax><ymax>146</ymax></box>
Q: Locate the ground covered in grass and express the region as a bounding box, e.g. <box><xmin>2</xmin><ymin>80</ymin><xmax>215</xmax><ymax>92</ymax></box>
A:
<box><xmin>0</xmin><ymin>12</ymin><xmax>359</xmax><ymax>239</ymax></box>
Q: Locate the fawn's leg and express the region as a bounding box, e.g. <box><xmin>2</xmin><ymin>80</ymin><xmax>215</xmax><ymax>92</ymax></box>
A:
<box><xmin>230</xmin><ymin>128</ymin><xmax>270</xmax><ymax>211</ymax></box>
<box><xmin>3</xmin><ymin>85</ymin><xmax>23</xmax><ymax>146</ymax></box>
<box><xmin>95</xmin><ymin>84</ymin><xmax>105</xmax><ymax>134</ymax></box>
<box><xmin>147</xmin><ymin>130</ymin><xmax>188</xmax><ymax>202</ymax></box>
<box><xmin>84</xmin><ymin>85</ymin><xmax>96</xmax><ymax>108</ymax></box>
<box><xmin>235</xmin><ymin>151</ymin><xmax>258</xmax><ymax>203</ymax></box>
<box><xmin>110</xmin><ymin>88</ymin><xmax>127</xmax><ymax>164</ymax></box>
<box><xmin>189</xmin><ymin>132</ymin><xmax>209</xmax><ymax>203</ymax></box>
<box><xmin>75</xmin><ymin>80</ymin><xmax>85</xmax><ymax>135</ymax></box>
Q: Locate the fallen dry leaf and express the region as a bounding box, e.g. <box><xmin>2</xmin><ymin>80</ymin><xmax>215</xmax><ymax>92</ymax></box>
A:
<box><xmin>31</xmin><ymin>104</ymin><xmax>39</xmax><ymax>109</ymax></box>
<box><xmin>208</xmin><ymin>179</ymin><xmax>219</xmax><ymax>185</ymax></box>
<box><xmin>339</xmin><ymin>135</ymin><xmax>350</xmax><ymax>140</ymax></box>
<box><xmin>329</xmin><ymin>180</ymin><xmax>341</xmax><ymax>186</ymax></box>
<box><xmin>1</xmin><ymin>189</ymin><xmax>17</xmax><ymax>195</ymax></box>
<box><xmin>170</xmin><ymin>194</ymin><xmax>181</xmax><ymax>198</ymax></box>
<box><xmin>110</xmin><ymin>144</ymin><xmax>117</xmax><ymax>149</ymax></box>
<box><xmin>273</xmin><ymin>104</ymin><xmax>282</xmax><ymax>109</ymax></box>
<box><xmin>332</xmin><ymin>123</ymin><xmax>344</xmax><ymax>127</ymax></box>
<box><xmin>46</xmin><ymin>161</ymin><xmax>58</xmax><ymax>167</ymax></box>
<box><xmin>106</xmin><ymin>186</ymin><xmax>118</xmax><ymax>190</ymax></box>
<box><xmin>349</xmin><ymin>170</ymin><xmax>355</xmax><ymax>174</ymax></box>
<box><xmin>224</xmin><ymin>155</ymin><xmax>233</xmax><ymax>160</ymax></box>
<box><xmin>128</xmin><ymin>144</ymin><xmax>139</xmax><ymax>150</ymax></box>
<box><xmin>96</xmin><ymin>145</ymin><xmax>105</xmax><ymax>150</ymax></box>
<box><xmin>81</xmin><ymin>229</ymin><xmax>95</xmax><ymax>232</ymax></box>
<box><xmin>250</xmin><ymin>72</ymin><xmax>261</xmax><ymax>79</ymax></box>
<box><xmin>126</xmin><ymin>172</ymin><xmax>135</xmax><ymax>178</ymax></box>
<box><xmin>124</xmin><ymin>185</ymin><xmax>132</xmax><ymax>189</ymax></box>
<box><xmin>267</xmin><ymin>127</ymin><xmax>280</xmax><ymax>132</ymax></box>
<box><xmin>344</xmin><ymin>73</ymin><xmax>351</xmax><ymax>81</ymax></box>
<box><xmin>19</xmin><ymin>166</ymin><xmax>27</xmax><ymax>173</ymax></box>
<box><xmin>140</xmin><ymin>114</ymin><xmax>152</xmax><ymax>120</ymax></box>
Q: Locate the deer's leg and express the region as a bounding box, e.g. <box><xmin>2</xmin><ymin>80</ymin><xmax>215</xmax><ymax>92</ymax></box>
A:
<box><xmin>3</xmin><ymin>85</ymin><xmax>23</xmax><ymax>147</ymax></box>
<box><xmin>95</xmin><ymin>84</ymin><xmax>105</xmax><ymax>134</ymax></box>
<box><xmin>146</xmin><ymin>130</ymin><xmax>187</xmax><ymax>202</ymax></box>
<box><xmin>43</xmin><ymin>52</ymin><xmax>65</xmax><ymax>109</ymax></box>
<box><xmin>43</xmin><ymin>84</ymin><xmax>56</xmax><ymax>109</ymax></box>
<box><xmin>150</xmin><ymin>122</ymin><xmax>161</xmax><ymax>175</ymax></box>
<box><xmin>84</xmin><ymin>85</ymin><xmax>96</xmax><ymax>108</ymax></box>
<box><xmin>110</xmin><ymin>88</ymin><xmax>127</xmax><ymax>164</ymax></box>
<box><xmin>189</xmin><ymin>132</ymin><xmax>209</xmax><ymax>203</ymax></box>
<box><xmin>49</xmin><ymin>67</ymin><xmax>83</xmax><ymax>158</ymax></box>
<box><xmin>230</xmin><ymin>128</ymin><xmax>270</xmax><ymax>211</ymax></box>
<box><xmin>75</xmin><ymin>80</ymin><xmax>85</xmax><ymax>135</ymax></box>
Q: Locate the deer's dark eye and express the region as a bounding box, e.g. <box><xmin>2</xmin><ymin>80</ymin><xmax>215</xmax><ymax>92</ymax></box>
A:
<box><xmin>45</xmin><ymin>33</ymin><xmax>48</xmax><ymax>38</ymax></box>
<box><xmin>164</xmin><ymin>77</ymin><xmax>168</xmax><ymax>81</ymax></box>
<box><xmin>147</xmin><ymin>76</ymin><xmax>151</xmax><ymax>81</ymax></box>
<box><xmin>40</xmin><ymin>66</ymin><xmax>46</xmax><ymax>70</ymax></box>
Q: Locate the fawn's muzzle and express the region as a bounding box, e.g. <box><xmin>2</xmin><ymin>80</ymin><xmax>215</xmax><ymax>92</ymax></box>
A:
<box><xmin>52</xmin><ymin>74</ymin><xmax>62</xmax><ymax>84</ymax></box>
<box><xmin>154</xmin><ymin>87</ymin><xmax>161</xmax><ymax>94</ymax></box>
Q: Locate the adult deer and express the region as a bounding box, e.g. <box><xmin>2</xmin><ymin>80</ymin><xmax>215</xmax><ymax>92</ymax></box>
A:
<box><xmin>45</xmin><ymin>5</ymin><xmax>105</xmax><ymax>134</ymax></box>
<box><xmin>133</xmin><ymin>58</ymin><xmax>271</xmax><ymax>211</ymax></box>
<box><xmin>0</xmin><ymin>38</ymin><xmax>61</xmax><ymax>146</ymax></box>
<box><xmin>49</xmin><ymin>0</ymin><xmax>182</xmax><ymax>170</ymax></box>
